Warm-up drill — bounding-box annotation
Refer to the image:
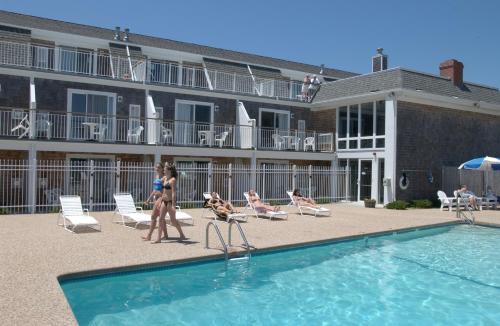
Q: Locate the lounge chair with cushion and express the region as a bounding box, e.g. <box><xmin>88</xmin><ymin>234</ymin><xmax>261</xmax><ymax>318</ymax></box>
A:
<box><xmin>286</xmin><ymin>191</ymin><xmax>330</xmax><ymax>217</ymax></box>
<box><xmin>113</xmin><ymin>193</ymin><xmax>151</xmax><ymax>228</ymax></box>
<box><xmin>202</xmin><ymin>192</ymin><xmax>247</xmax><ymax>222</ymax></box>
<box><xmin>243</xmin><ymin>192</ymin><xmax>288</xmax><ymax>220</ymax></box>
<box><xmin>58</xmin><ymin>195</ymin><xmax>101</xmax><ymax>232</ymax></box>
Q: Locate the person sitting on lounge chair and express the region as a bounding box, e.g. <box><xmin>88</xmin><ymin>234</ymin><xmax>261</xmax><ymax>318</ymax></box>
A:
<box><xmin>485</xmin><ymin>186</ymin><xmax>499</xmax><ymax>203</ymax></box>
<box><xmin>205</xmin><ymin>192</ymin><xmax>238</xmax><ymax>219</ymax></box>
<box><xmin>248</xmin><ymin>189</ymin><xmax>280</xmax><ymax>213</ymax></box>
<box><xmin>457</xmin><ymin>184</ymin><xmax>480</xmax><ymax>210</ymax></box>
<box><xmin>292</xmin><ymin>188</ymin><xmax>320</xmax><ymax>209</ymax></box>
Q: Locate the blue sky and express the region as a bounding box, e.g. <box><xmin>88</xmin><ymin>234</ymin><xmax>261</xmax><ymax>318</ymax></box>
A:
<box><xmin>3</xmin><ymin>0</ymin><xmax>500</xmax><ymax>87</ymax></box>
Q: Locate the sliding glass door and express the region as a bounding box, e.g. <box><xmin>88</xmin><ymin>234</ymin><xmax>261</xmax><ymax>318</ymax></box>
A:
<box><xmin>174</xmin><ymin>101</ymin><xmax>213</xmax><ymax>145</ymax></box>
<box><xmin>67</xmin><ymin>90</ymin><xmax>116</xmax><ymax>141</ymax></box>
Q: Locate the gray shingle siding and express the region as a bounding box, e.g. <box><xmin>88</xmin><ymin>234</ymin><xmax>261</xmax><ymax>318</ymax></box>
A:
<box><xmin>0</xmin><ymin>10</ymin><xmax>357</xmax><ymax>80</ymax></box>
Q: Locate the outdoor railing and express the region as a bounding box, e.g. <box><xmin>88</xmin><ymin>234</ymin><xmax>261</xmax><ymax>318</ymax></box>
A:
<box><xmin>0</xmin><ymin>160</ymin><xmax>347</xmax><ymax>213</ymax></box>
<box><xmin>0</xmin><ymin>39</ymin><xmax>305</xmax><ymax>101</ymax></box>
<box><xmin>0</xmin><ymin>107</ymin><xmax>335</xmax><ymax>152</ymax></box>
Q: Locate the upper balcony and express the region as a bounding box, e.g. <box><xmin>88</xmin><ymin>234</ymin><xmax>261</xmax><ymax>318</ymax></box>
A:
<box><xmin>0</xmin><ymin>40</ymin><xmax>309</xmax><ymax>102</ymax></box>
<box><xmin>0</xmin><ymin>107</ymin><xmax>335</xmax><ymax>153</ymax></box>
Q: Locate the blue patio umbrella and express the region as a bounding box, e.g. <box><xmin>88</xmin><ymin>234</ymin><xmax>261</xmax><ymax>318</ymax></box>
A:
<box><xmin>458</xmin><ymin>156</ymin><xmax>500</xmax><ymax>171</ymax></box>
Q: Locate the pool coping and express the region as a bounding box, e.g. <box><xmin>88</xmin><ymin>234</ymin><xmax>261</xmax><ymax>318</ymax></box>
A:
<box><xmin>58</xmin><ymin>220</ymin><xmax>463</xmax><ymax>282</ymax></box>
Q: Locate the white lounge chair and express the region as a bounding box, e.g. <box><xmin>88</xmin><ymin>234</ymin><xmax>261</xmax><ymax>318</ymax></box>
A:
<box><xmin>202</xmin><ymin>191</ymin><xmax>247</xmax><ymax>222</ymax></box>
<box><xmin>437</xmin><ymin>190</ymin><xmax>457</xmax><ymax>211</ymax></box>
<box><xmin>481</xmin><ymin>196</ymin><xmax>497</xmax><ymax>210</ymax></box>
<box><xmin>167</xmin><ymin>206</ymin><xmax>194</xmax><ymax>225</ymax></box>
<box><xmin>243</xmin><ymin>192</ymin><xmax>288</xmax><ymax>220</ymax></box>
<box><xmin>113</xmin><ymin>193</ymin><xmax>151</xmax><ymax>228</ymax></box>
<box><xmin>286</xmin><ymin>191</ymin><xmax>330</xmax><ymax>217</ymax></box>
<box><xmin>58</xmin><ymin>195</ymin><xmax>101</xmax><ymax>232</ymax></box>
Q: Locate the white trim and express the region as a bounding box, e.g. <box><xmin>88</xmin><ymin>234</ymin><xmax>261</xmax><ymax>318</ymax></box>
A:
<box><xmin>258</xmin><ymin>159</ymin><xmax>290</xmax><ymax>165</ymax></box>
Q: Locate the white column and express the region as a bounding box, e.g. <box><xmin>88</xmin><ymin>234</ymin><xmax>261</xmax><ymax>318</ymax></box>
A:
<box><xmin>29</xmin><ymin>78</ymin><xmax>36</xmax><ymax>139</ymax></box>
<box><xmin>146</xmin><ymin>91</ymin><xmax>157</xmax><ymax>144</ymax></box>
<box><xmin>384</xmin><ymin>96</ymin><xmax>397</xmax><ymax>204</ymax></box>
<box><xmin>250</xmin><ymin>151</ymin><xmax>257</xmax><ymax>190</ymax></box>
<box><xmin>331</xmin><ymin>155</ymin><xmax>338</xmax><ymax>201</ymax></box>
<box><xmin>371</xmin><ymin>155</ymin><xmax>379</xmax><ymax>203</ymax></box>
<box><xmin>28</xmin><ymin>145</ymin><xmax>37</xmax><ymax>213</ymax></box>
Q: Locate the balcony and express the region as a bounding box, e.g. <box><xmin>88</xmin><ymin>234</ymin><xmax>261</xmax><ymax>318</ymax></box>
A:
<box><xmin>0</xmin><ymin>107</ymin><xmax>335</xmax><ymax>152</ymax></box>
<box><xmin>0</xmin><ymin>40</ymin><xmax>306</xmax><ymax>101</ymax></box>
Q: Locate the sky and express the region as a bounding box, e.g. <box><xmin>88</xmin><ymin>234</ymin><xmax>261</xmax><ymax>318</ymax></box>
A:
<box><xmin>2</xmin><ymin>0</ymin><xmax>500</xmax><ymax>87</ymax></box>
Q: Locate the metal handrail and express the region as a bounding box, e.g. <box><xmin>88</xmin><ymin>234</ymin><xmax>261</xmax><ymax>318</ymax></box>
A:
<box><xmin>455</xmin><ymin>192</ymin><xmax>475</xmax><ymax>224</ymax></box>
<box><xmin>205</xmin><ymin>221</ymin><xmax>228</xmax><ymax>260</ymax></box>
<box><xmin>228</xmin><ymin>220</ymin><xmax>252</xmax><ymax>259</ymax></box>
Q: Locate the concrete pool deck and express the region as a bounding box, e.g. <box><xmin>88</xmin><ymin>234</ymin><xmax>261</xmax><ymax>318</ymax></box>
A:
<box><xmin>1</xmin><ymin>204</ymin><xmax>500</xmax><ymax>325</ymax></box>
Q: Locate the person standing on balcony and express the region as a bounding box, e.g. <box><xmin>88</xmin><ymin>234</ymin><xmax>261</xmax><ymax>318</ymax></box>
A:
<box><xmin>301</xmin><ymin>75</ymin><xmax>311</xmax><ymax>101</ymax></box>
<box><xmin>153</xmin><ymin>162</ymin><xmax>187</xmax><ymax>243</ymax></box>
<box><xmin>142</xmin><ymin>162</ymin><xmax>165</xmax><ymax>241</ymax></box>
<box><xmin>308</xmin><ymin>75</ymin><xmax>321</xmax><ymax>101</ymax></box>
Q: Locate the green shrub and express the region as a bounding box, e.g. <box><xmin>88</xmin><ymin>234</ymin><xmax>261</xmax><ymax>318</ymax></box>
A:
<box><xmin>0</xmin><ymin>207</ymin><xmax>9</xmax><ymax>215</ymax></box>
<box><xmin>411</xmin><ymin>199</ymin><xmax>433</xmax><ymax>209</ymax></box>
<box><xmin>316</xmin><ymin>198</ymin><xmax>330</xmax><ymax>204</ymax></box>
<box><xmin>385</xmin><ymin>200</ymin><xmax>408</xmax><ymax>210</ymax></box>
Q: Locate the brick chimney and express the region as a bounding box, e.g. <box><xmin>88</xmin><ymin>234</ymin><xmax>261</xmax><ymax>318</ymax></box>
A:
<box><xmin>439</xmin><ymin>59</ymin><xmax>464</xmax><ymax>87</ymax></box>
<box><xmin>372</xmin><ymin>48</ymin><xmax>388</xmax><ymax>72</ymax></box>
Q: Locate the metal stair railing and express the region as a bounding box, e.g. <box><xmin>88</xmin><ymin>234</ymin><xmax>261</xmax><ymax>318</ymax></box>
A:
<box><xmin>456</xmin><ymin>192</ymin><xmax>475</xmax><ymax>224</ymax></box>
<box><xmin>228</xmin><ymin>220</ymin><xmax>252</xmax><ymax>259</ymax></box>
<box><xmin>205</xmin><ymin>221</ymin><xmax>228</xmax><ymax>261</ymax></box>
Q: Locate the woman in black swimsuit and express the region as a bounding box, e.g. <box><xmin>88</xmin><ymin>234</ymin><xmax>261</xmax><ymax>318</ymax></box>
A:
<box><xmin>153</xmin><ymin>162</ymin><xmax>186</xmax><ymax>243</ymax></box>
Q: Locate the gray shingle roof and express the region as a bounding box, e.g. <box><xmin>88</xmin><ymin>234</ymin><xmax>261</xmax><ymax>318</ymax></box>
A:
<box><xmin>0</xmin><ymin>10</ymin><xmax>357</xmax><ymax>80</ymax></box>
<box><xmin>313</xmin><ymin>68</ymin><xmax>500</xmax><ymax>106</ymax></box>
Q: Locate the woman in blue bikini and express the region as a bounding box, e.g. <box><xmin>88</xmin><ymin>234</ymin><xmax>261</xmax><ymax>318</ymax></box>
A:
<box><xmin>142</xmin><ymin>162</ymin><xmax>165</xmax><ymax>241</ymax></box>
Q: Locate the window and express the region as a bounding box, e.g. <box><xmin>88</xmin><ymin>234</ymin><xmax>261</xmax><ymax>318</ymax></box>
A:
<box><xmin>337</xmin><ymin>100</ymin><xmax>385</xmax><ymax>150</ymax></box>
<box><xmin>338</xmin><ymin>106</ymin><xmax>347</xmax><ymax>138</ymax></box>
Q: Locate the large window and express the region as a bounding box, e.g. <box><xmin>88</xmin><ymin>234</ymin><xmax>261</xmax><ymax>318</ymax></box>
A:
<box><xmin>336</xmin><ymin>101</ymin><xmax>385</xmax><ymax>150</ymax></box>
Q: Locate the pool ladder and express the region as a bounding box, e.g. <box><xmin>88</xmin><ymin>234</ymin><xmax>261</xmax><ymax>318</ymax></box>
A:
<box><xmin>456</xmin><ymin>193</ymin><xmax>475</xmax><ymax>224</ymax></box>
<box><xmin>205</xmin><ymin>220</ymin><xmax>252</xmax><ymax>261</ymax></box>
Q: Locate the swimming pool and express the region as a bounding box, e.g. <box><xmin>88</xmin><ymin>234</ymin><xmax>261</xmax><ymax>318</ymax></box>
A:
<box><xmin>60</xmin><ymin>225</ymin><xmax>500</xmax><ymax>325</ymax></box>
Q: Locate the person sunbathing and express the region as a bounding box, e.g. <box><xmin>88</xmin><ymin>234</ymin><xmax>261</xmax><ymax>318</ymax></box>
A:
<box><xmin>248</xmin><ymin>189</ymin><xmax>280</xmax><ymax>213</ymax></box>
<box><xmin>457</xmin><ymin>184</ymin><xmax>480</xmax><ymax>210</ymax></box>
<box><xmin>292</xmin><ymin>188</ymin><xmax>320</xmax><ymax>209</ymax></box>
<box><xmin>205</xmin><ymin>192</ymin><xmax>238</xmax><ymax>219</ymax></box>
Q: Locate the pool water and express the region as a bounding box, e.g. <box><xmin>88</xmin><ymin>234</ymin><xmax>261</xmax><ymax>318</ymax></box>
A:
<box><xmin>60</xmin><ymin>225</ymin><xmax>500</xmax><ymax>325</ymax></box>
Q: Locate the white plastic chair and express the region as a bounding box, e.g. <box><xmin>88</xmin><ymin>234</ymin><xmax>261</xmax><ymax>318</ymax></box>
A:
<box><xmin>113</xmin><ymin>193</ymin><xmax>151</xmax><ymax>228</ymax></box>
<box><xmin>127</xmin><ymin>125</ymin><xmax>144</xmax><ymax>144</ymax></box>
<box><xmin>58</xmin><ymin>195</ymin><xmax>101</xmax><ymax>232</ymax></box>
<box><xmin>304</xmin><ymin>137</ymin><xmax>315</xmax><ymax>151</ymax></box>
<box><xmin>11</xmin><ymin>114</ymin><xmax>30</xmax><ymax>139</ymax></box>
<box><xmin>243</xmin><ymin>191</ymin><xmax>288</xmax><ymax>220</ymax></box>
<box><xmin>161</xmin><ymin>126</ymin><xmax>173</xmax><ymax>145</ymax></box>
<box><xmin>272</xmin><ymin>134</ymin><xmax>285</xmax><ymax>150</ymax></box>
<box><xmin>286</xmin><ymin>191</ymin><xmax>330</xmax><ymax>217</ymax></box>
<box><xmin>94</xmin><ymin>124</ymin><xmax>107</xmax><ymax>142</ymax></box>
<box><xmin>214</xmin><ymin>131</ymin><xmax>229</xmax><ymax>148</ymax></box>
<box><xmin>437</xmin><ymin>191</ymin><xmax>456</xmax><ymax>211</ymax></box>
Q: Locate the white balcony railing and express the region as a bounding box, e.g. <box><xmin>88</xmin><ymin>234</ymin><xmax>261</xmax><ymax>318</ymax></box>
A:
<box><xmin>0</xmin><ymin>40</ymin><xmax>305</xmax><ymax>101</ymax></box>
<box><xmin>0</xmin><ymin>108</ymin><xmax>335</xmax><ymax>152</ymax></box>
